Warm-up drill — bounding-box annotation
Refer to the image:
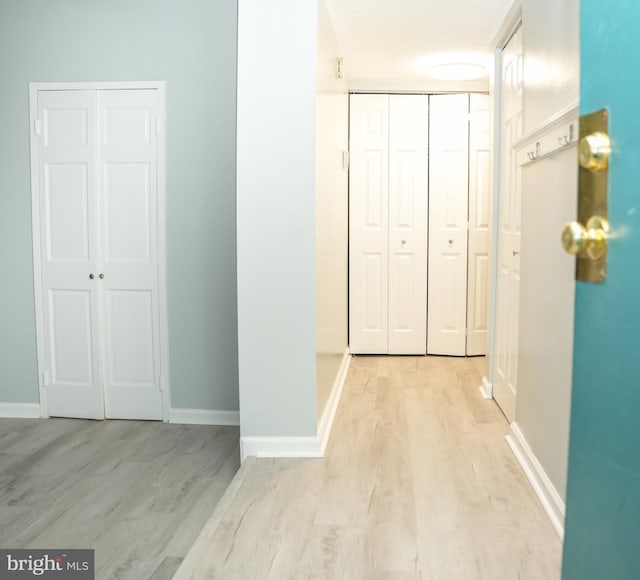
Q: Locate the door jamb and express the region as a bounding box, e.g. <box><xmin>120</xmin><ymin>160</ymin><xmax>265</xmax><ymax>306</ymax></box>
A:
<box><xmin>28</xmin><ymin>81</ymin><xmax>171</xmax><ymax>421</ymax></box>
<box><xmin>483</xmin><ymin>3</ymin><xmax>523</xmax><ymax>400</ymax></box>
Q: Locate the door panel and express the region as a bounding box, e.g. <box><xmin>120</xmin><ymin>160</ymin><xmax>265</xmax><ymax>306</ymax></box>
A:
<box><xmin>427</xmin><ymin>94</ymin><xmax>469</xmax><ymax>355</ymax></box>
<box><xmin>493</xmin><ymin>26</ymin><xmax>523</xmax><ymax>421</ymax></box>
<box><xmin>38</xmin><ymin>90</ymin><xmax>104</xmax><ymax>419</ymax></box>
<box><xmin>467</xmin><ymin>94</ymin><xmax>491</xmax><ymax>355</ymax></box>
<box><xmin>562</xmin><ymin>3</ymin><xmax>640</xmax><ymax>578</ymax></box>
<box><xmin>106</xmin><ymin>290</ymin><xmax>155</xmax><ymax>384</ymax></box>
<box><xmin>388</xmin><ymin>95</ymin><xmax>428</xmax><ymax>354</ymax></box>
<box><xmin>98</xmin><ymin>90</ymin><xmax>163</xmax><ymax>420</ymax></box>
<box><xmin>44</xmin><ymin>163</ymin><xmax>90</xmax><ymax>261</ymax></box>
<box><xmin>363</xmin><ymin>253</ymin><xmax>384</xmax><ymax>332</ymax></box>
<box><xmin>103</xmin><ymin>163</ymin><xmax>152</xmax><ymax>262</ymax></box>
<box><xmin>48</xmin><ymin>290</ymin><xmax>95</xmax><ymax>384</ymax></box>
<box><xmin>349</xmin><ymin>94</ymin><xmax>389</xmax><ymax>353</ymax></box>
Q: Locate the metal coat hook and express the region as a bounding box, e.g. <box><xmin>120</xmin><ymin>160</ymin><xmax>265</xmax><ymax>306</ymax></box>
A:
<box><xmin>527</xmin><ymin>141</ymin><xmax>541</xmax><ymax>161</ymax></box>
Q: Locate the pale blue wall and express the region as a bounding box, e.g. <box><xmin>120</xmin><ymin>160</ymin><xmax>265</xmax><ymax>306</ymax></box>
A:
<box><xmin>0</xmin><ymin>0</ymin><xmax>239</xmax><ymax>411</ymax></box>
<box><xmin>237</xmin><ymin>0</ymin><xmax>318</xmax><ymax>437</ymax></box>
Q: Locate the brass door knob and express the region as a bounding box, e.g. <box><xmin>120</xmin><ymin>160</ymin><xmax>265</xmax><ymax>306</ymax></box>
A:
<box><xmin>561</xmin><ymin>215</ymin><xmax>610</xmax><ymax>260</ymax></box>
<box><xmin>579</xmin><ymin>132</ymin><xmax>610</xmax><ymax>172</ymax></box>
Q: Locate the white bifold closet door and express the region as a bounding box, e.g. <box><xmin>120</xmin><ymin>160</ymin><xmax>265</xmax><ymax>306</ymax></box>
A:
<box><xmin>427</xmin><ymin>94</ymin><xmax>470</xmax><ymax>355</ymax></box>
<box><xmin>349</xmin><ymin>94</ymin><xmax>428</xmax><ymax>354</ymax></box>
<box><xmin>466</xmin><ymin>94</ymin><xmax>492</xmax><ymax>356</ymax></box>
<box><xmin>37</xmin><ymin>88</ymin><xmax>163</xmax><ymax>420</ymax></box>
<box><xmin>428</xmin><ymin>93</ymin><xmax>491</xmax><ymax>356</ymax></box>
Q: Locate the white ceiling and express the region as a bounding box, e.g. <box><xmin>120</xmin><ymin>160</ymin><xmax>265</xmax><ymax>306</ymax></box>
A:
<box><xmin>324</xmin><ymin>0</ymin><xmax>515</xmax><ymax>91</ymax></box>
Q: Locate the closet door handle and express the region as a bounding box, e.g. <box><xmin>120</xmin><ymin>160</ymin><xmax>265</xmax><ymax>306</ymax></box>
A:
<box><xmin>89</xmin><ymin>274</ymin><xmax>94</xmax><ymax>280</ymax></box>
<box><xmin>99</xmin><ymin>273</ymin><xmax>104</xmax><ymax>279</ymax></box>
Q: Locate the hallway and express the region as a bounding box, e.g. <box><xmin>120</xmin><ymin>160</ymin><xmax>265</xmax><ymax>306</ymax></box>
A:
<box><xmin>176</xmin><ymin>356</ymin><xmax>561</xmax><ymax>579</ymax></box>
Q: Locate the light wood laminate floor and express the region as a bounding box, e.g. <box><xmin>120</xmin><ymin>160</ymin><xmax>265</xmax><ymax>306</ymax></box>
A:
<box><xmin>176</xmin><ymin>356</ymin><xmax>562</xmax><ymax>580</ymax></box>
<box><xmin>0</xmin><ymin>419</ymin><xmax>240</xmax><ymax>580</ymax></box>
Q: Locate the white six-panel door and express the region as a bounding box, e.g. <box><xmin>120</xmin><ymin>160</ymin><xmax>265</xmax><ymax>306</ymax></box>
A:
<box><xmin>349</xmin><ymin>94</ymin><xmax>390</xmax><ymax>353</ymax></box>
<box><xmin>349</xmin><ymin>94</ymin><xmax>428</xmax><ymax>354</ymax></box>
<box><xmin>98</xmin><ymin>90</ymin><xmax>163</xmax><ymax>420</ymax></box>
<box><xmin>37</xmin><ymin>90</ymin><xmax>104</xmax><ymax>419</ymax></box>
<box><xmin>467</xmin><ymin>94</ymin><xmax>492</xmax><ymax>356</ymax></box>
<box><xmin>388</xmin><ymin>95</ymin><xmax>428</xmax><ymax>354</ymax></box>
<box><xmin>427</xmin><ymin>94</ymin><xmax>470</xmax><ymax>356</ymax></box>
<box><xmin>494</xmin><ymin>26</ymin><xmax>523</xmax><ymax>421</ymax></box>
<box><xmin>35</xmin><ymin>88</ymin><xmax>163</xmax><ymax>420</ymax></box>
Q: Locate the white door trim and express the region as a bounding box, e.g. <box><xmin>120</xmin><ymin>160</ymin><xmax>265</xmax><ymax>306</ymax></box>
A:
<box><xmin>486</xmin><ymin>4</ymin><xmax>523</xmax><ymax>400</ymax></box>
<box><xmin>28</xmin><ymin>81</ymin><xmax>171</xmax><ymax>421</ymax></box>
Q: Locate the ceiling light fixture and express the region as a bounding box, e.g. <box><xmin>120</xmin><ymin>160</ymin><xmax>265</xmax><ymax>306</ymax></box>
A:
<box><xmin>430</xmin><ymin>62</ymin><xmax>487</xmax><ymax>81</ymax></box>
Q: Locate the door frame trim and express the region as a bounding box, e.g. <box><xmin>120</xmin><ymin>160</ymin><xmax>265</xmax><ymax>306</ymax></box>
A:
<box><xmin>28</xmin><ymin>81</ymin><xmax>171</xmax><ymax>421</ymax></box>
<box><xmin>485</xmin><ymin>3</ymin><xmax>523</xmax><ymax>399</ymax></box>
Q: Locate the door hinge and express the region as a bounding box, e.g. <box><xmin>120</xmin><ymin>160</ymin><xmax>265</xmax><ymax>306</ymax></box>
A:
<box><xmin>158</xmin><ymin>373</ymin><xmax>166</xmax><ymax>391</ymax></box>
<box><xmin>342</xmin><ymin>150</ymin><xmax>350</xmax><ymax>170</ymax></box>
<box><xmin>34</xmin><ymin>119</ymin><xmax>41</xmax><ymax>136</ymax></box>
<box><xmin>42</xmin><ymin>370</ymin><xmax>50</xmax><ymax>387</ymax></box>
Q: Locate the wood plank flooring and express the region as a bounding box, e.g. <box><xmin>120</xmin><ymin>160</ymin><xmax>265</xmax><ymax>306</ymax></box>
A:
<box><xmin>0</xmin><ymin>419</ymin><xmax>240</xmax><ymax>580</ymax></box>
<box><xmin>175</xmin><ymin>356</ymin><xmax>562</xmax><ymax>580</ymax></box>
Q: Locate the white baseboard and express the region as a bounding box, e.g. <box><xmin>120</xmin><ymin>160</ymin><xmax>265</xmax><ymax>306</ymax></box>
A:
<box><xmin>169</xmin><ymin>408</ymin><xmax>240</xmax><ymax>426</ymax></box>
<box><xmin>317</xmin><ymin>349</ymin><xmax>351</xmax><ymax>455</ymax></box>
<box><xmin>241</xmin><ymin>349</ymin><xmax>351</xmax><ymax>463</ymax></box>
<box><xmin>0</xmin><ymin>403</ymin><xmax>41</xmax><ymax>418</ymax></box>
<box><xmin>240</xmin><ymin>436</ymin><xmax>323</xmax><ymax>463</ymax></box>
<box><xmin>478</xmin><ymin>376</ymin><xmax>493</xmax><ymax>399</ymax></box>
<box><xmin>506</xmin><ymin>422</ymin><xmax>565</xmax><ymax>539</ymax></box>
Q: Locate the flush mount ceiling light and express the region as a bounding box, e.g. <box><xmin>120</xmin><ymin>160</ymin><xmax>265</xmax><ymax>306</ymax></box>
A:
<box><xmin>430</xmin><ymin>62</ymin><xmax>487</xmax><ymax>81</ymax></box>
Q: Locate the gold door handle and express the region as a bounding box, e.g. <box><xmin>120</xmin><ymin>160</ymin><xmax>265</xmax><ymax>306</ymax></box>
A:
<box><xmin>561</xmin><ymin>215</ymin><xmax>610</xmax><ymax>260</ymax></box>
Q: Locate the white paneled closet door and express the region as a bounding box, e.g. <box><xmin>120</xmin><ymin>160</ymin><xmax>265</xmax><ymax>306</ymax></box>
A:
<box><xmin>36</xmin><ymin>88</ymin><xmax>164</xmax><ymax>420</ymax></box>
<box><xmin>388</xmin><ymin>95</ymin><xmax>428</xmax><ymax>354</ymax></box>
<box><xmin>37</xmin><ymin>90</ymin><xmax>104</xmax><ymax>419</ymax></box>
<box><xmin>427</xmin><ymin>94</ymin><xmax>470</xmax><ymax>356</ymax></box>
<box><xmin>466</xmin><ymin>94</ymin><xmax>492</xmax><ymax>356</ymax></box>
<box><xmin>349</xmin><ymin>94</ymin><xmax>428</xmax><ymax>355</ymax></box>
<box><xmin>349</xmin><ymin>94</ymin><xmax>390</xmax><ymax>354</ymax></box>
<box><xmin>98</xmin><ymin>90</ymin><xmax>163</xmax><ymax>420</ymax></box>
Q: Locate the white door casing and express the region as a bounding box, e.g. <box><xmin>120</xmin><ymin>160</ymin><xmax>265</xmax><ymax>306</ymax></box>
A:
<box><xmin>467</xmin><ymin>94</ymin><xmax>492</xmax><ymax>356</ymax></box>
<box><xmin>31</xmin><ymin>84</ymin><xmax>167</xmax><ymax>420</ymax></box>
<box><xmin>349</xmin><ymin>94</ymin><xmax>428</xmax><ymax>355</ymax></box>
<box><xmin>388</xmin><ymin>95</ymin><xmax>428</xmax><ymax>355</ymax></box>
<box><xmin>493</xmin><ymin>27</ymin><xmax>523</xmax><ymax>421</ymax></box>
<box><xmin>349</xmin><ymin>94</ymin><xmax>389</xmax><ymax>354</ymax></box>
<box><xmin>427</xmin><ymin>94</ymin><xmax>470</xmax><ymax>356</ymax></box>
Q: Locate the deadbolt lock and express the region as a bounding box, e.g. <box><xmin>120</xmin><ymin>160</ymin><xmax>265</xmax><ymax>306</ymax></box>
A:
<box><xmin>579</xmin><ymin>132</ymin><xmax>611</xmax><ymax>172</ymax></box>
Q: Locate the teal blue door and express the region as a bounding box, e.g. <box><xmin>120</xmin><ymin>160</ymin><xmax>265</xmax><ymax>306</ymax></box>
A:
<box><xmin>562</xmin><ymin>2</ymin><xmax>640</xmax><ymax>579</ymax></box>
